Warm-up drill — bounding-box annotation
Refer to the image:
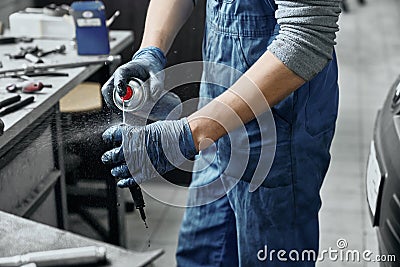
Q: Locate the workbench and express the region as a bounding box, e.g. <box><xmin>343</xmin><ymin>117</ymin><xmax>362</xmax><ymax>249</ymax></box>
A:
<box><xmin>0</xmin><ymin>31</ymin><xmax>132</xmax><ymax>246</ymax></box>
<box><xmin>0</xmin><ymin>211</ymin><xmax>163</xmax><ymax>266</ymax></box>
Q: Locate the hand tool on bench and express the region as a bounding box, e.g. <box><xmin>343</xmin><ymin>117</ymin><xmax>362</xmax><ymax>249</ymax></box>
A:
<box><xmin>0</xmin><ymin>118</ymin><xmax>4</xmax><ymax>136</ymax></box>
<box><xmin>6</xmin><ymin>81</ymin><xmax>52</xmax><ymax>93</ymax></box>
<box><xmin>5</xmin><ymin>46</ymin><xmax>40</xmax><ymax>59</ymax></box>
<box><xmin>0</xmin><ymin>95</ymin><xmax>21</xmax><ymax>109</ymax></box>
<box><xmin>0</xmin><ymin>96</ymin><xmax>35</xmax><ymax>116</ymax></box>
<box><xmin>25</xmin><ymin>45</ymin><xmax>67</xmax><ymax>63</ymax></box>
<box><xmin>0</xmin><ymin>37</ymin><xmax>33</xmax><ymax>45</ymax></box>
<box><xmin>0</xmin><ymin>55</ymin><xmax>121</xmax><ymax>78</ymax></box>
<box><xmin>0</xmin><ymin>246</ymin><xmax>107</xmax><ymax>267</ymax></box>
<box><xmin>37</xmin><ymin>45</ymin><xmax>66</xmax><ymax>57</ymax></box>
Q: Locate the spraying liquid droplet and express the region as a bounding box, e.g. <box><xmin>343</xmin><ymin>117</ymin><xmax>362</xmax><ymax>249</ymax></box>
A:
<box><xmin>122</xmin><ymin>100</ymin><xmax>126</xmax><ymax>124</ymax></box>
<box><xmin>140</xmin><ymin>210</ymin><xmax>150</xmax><ymax>247</ymax></box>
<box><xmin>145</xmin><ymin>222</ymin><xmax>151</xmax><ymax>248</ymax></box>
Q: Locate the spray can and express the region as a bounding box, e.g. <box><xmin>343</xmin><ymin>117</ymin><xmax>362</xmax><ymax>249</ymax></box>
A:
<box><xmin>113</xmin><ymin>78</ymin><xmax>182</xmax><ymax>121</ymax></box>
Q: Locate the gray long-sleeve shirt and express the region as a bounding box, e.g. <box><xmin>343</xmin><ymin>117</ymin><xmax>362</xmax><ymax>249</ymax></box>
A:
<box><xmin>267</xmin><ymin>0</ymin><xmax>342</xmax><ymax>81</ymax></box>
<box><xmin>192</xmin><ymin>0</ymin><xmax>341</xmax><ymax>81</ymax></box>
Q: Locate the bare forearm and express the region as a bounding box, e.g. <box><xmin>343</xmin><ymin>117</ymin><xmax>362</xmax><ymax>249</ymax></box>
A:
<box><xmin>140</xmin><ymin>0</ymin><xmax>194</xmax><ymax>54</ymax></box>
<box><xmin>187</xmin><ymin>0</ymin><xmax>341</xmax><ymax>151</ymax></box>
<box><xmin>188</xmin><ymin>51</ymin><xmax>305</xmax><ymax>150</ymax></box>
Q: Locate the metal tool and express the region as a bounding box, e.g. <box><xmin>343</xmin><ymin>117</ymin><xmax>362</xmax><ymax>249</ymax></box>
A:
<box><xmin>129</xmin><ymin>183</ymin><xmax>148</xmax><ymax>227</ymax></box>
<box><xmin>17</xmin><ymin>71</ymin><xmax>69</xmax><ymax>78</ymax></box>
<box><xmin>37</xmin><ymin>45</ymin><xmax>66</xmax><ymax>57</ymax></box>
<box><xmin>0</xmin><ymin>246</ymin><xmax>107</xmax><ymax>267</ymax></box>
<box><xmin>0</xmin><ymin>95</ymin><xmax>21</xmax><ymax>109</ymax></box>
<box><xmin>6</xmin><ymin>46</ymin><xmax>40</xmax><ymax>60</ymax></box>
<box><xmin>0</xmin><ymin>118</ymin><xmax>4</xmax><ymax>136</ymax></box>
<box><xmin>0</xmin><ymin>55</ymin><xmax>121</xmax><ymax>78</ymax></box>
<box><xmin>0</xmin><ymin>37</ymin><xmax>33</xmax><ymax>45</ymax></box>
<box><xmin>24</xmin><ymin>53</ymin><xmax>43</xmax><ymax>64</ymax></box>
<box><xmin>0</xmin><ymin>96</ymin><xmax>34</xmax><ymax>116</ymax></box>
<box><xmin>106</xmin><ymin>10</ymin><xmax>120</xmax><ymax>27</ymax></box>
<box><xmin>6</xmin><ymin>81</ymin><xmax>52</xmax><ymax>93</ymax></box>
<box><xmin>10</xmin><ymin>46</ymin><xmax>39</xmax><ymax>59</ymax></box>
<box><xmin>7</xmin><ymin>45</ymin><xmax>66</xmax><ymax>63</ymax></box>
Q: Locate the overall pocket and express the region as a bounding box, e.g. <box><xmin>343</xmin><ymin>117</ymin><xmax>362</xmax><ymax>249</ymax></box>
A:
<box><xmin>305</xmin><ymin>60</ymin><xmax>339</xmax><ymax>137</ymax></box>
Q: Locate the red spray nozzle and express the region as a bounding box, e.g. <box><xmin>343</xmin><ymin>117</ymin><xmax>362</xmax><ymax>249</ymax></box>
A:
<box><xmin>121</xmin><ymin>86</ymin><xmax>133</xmax><ymax>101</ymax></box>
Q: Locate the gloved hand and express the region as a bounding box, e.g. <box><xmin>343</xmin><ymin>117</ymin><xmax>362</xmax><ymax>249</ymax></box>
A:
<box><xmin>101</xmin><ymin>118</ymin><xmax>197</xmax><ymax>187</ymax></box>
<box><xmin>101</xmin><ymin>46</ymin><xmax>167</xmax><ymax>112</ymax></box>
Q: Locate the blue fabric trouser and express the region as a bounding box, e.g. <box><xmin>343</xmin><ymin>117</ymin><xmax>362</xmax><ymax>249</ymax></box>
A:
<box><xmin>177</xmin><ymin>181</ymin><xmax>321</xmax><ymax>266</ymax></box>
<box><xmin>176</xmin><ymin>0</ymin><xmax>339</xmax><ymax>266</ymax></box>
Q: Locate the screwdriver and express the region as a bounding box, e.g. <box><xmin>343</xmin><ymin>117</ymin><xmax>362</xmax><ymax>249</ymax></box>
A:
<box><xmin>129</xmin><ymin>183</ymin><xmax>148</xmax><ymax>227</ymax></box>
<box><xmin>0</xmin><ymin>96</ymin><xmax>35</xmax><ymax>116</ymax></box>
<box><xmin>6</xmin><ymin>81</ymin><xmax>52</xmax><ymax>93</ymax></box>
<box><xmin>0</xmin><ymin>95</ymin><xmax>21</xmax><ymax>109</ymax></box>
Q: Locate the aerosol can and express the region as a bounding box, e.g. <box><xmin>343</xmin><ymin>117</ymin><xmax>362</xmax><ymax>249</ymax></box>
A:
<box><xmin>113</xmin><ymin>77</ymin><xmax>182</xmax><ymax>121</ymax></box>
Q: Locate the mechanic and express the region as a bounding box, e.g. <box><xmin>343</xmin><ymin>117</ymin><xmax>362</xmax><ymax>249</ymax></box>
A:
<box><xmin>101</xmin><ymin>0</ymin><xmax>341</xmax><ymax>266</ymax></box>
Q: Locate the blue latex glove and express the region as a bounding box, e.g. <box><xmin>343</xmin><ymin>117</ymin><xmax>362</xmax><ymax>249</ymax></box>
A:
<box><xmin>101</xmin><ymin>118</ymin><xmax>197</xmax><ymax>187</ymax></box>
<box><xmin>101</xmin><ymin>46</ymin><xmax>167</xmax><ymax>112</ymax></box>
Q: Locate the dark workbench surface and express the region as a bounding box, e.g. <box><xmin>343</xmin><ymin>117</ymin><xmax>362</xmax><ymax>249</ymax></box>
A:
<box><xmin>0</xmin><ymin>211</ymin><xmax>163</xmax><ymax>266</ymax></box>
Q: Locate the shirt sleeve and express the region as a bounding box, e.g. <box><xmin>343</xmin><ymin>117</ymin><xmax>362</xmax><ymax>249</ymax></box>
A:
<box><xmin>267</xmin><ymin>0</ymin><xmax>341</xmax><ymax>81</ymax></box>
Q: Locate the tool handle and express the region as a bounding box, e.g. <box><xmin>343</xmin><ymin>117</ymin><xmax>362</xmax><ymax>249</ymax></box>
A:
<box><xmin>129</xmin><ymin>184</ymin><xmax>145</xmax><ymax>209</ymax></box>
<box><xmin>0</xmin><ymin>96</ymin><xmax>34</xmax><ymax>116</ymax></box>
<box><xmin>0</xmin><ymin>37</ymin><xmax>33</xmax><ymax>44</ymax></box>
<box><xmin>0</xmin><ymin>118</ymin><xmax>4</xmax><ymax>136</ymax></box>
<box><xmin>25</xmin><ymin>53</ymin><xmax>43</xmax><ymax>64</ymax></box>
<box><xmin>22</xmin><ymin>82</ymin><xmax>48</xmax><ymax>93</ymax></box>
<box><xmin>0</xmin><ymin>246</ymin><xmax>106</xmax><ymax>267</ymax></box>
<box><xmin>0</xmin><ymin>95</ymin><xmax>21</xmax><ymax>109</ymax></box>
<box><xmin>0</xmin><ymin>55</ymin><xmax>121</xmax><ymax>76</ymax></box>
<box><xmin>129</xmin><ymin>184</ymin><xmax>147</xmax><ymax>223</ymax></box>
<box><xmin>0</xmin><ymin>37</ymin><xmax>17</xmax><ymax>44</ymax></box>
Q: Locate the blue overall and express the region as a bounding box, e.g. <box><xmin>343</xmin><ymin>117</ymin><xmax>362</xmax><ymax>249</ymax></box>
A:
<box><xmin>176</xmin><ymin>0</ymin><xmax>339</xmax><ymax>266</ymax></box>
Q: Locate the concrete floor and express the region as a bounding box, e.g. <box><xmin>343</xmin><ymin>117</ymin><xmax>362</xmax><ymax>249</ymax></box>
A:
<box><xmin>69</xmin><ymin>0</ymin><xmax>400</xmax><ymax>265</ymax></box>
<box><xmin>319</xmin><ymin>0</ymin><xmax>400</xmax><ymax>266</ymax></box>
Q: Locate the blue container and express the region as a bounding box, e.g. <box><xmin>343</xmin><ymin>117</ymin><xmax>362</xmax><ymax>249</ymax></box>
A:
<box><xmin>71</xmin><ymin>1</ymin><xmax>110</xmax><ymax>55</ymax></box>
